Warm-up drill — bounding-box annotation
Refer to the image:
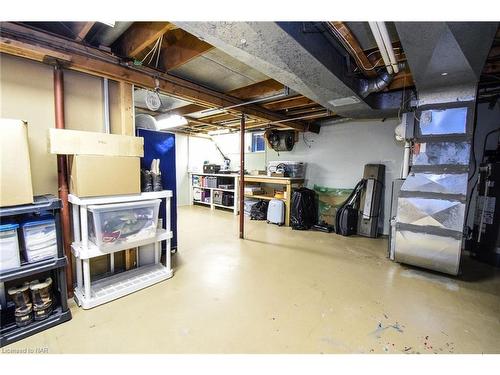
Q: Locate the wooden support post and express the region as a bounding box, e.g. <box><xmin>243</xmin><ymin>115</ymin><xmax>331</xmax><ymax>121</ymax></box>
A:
<box><xmin>239</xmin><ymin>114</ymin><xmax>245</xmax><ymax>239</ymax></box>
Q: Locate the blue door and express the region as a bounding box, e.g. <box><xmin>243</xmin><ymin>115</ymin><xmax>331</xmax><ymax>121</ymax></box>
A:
<box><xmin>137</xmin><ymin>129</ymin><xmax>178</xmax><ymax>250</ymax></box>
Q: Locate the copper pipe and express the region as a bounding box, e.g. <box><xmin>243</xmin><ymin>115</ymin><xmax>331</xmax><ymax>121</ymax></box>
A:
<box><xmin>239</xmin><ymin>114</ymin><xmax>245</xmax><ymax>239</ymax></box>
<box><xmin>54</xmin><ymin>65</ymin><xmax>74</xmax><ymax>297</ymax></box>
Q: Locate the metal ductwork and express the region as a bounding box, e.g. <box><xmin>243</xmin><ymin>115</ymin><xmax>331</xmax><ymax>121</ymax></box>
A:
<box><xmin>395</xmin><ymin>22</ymin><xmax>498</xmax><ymax>92</ymax></box>
<box><xmin>390</xmin><ymin>22</ymin><xmax>498</xmax><ymax>275</ymax></box>
<box><xmin>359</xmin><ymin>62</ymin><xmax>406</xmax><ymax>98</ymax></box>
<box><xmin>174</xmin><ymin>21</ymin><xmax>407</xmax><ymax>119</ymax></box>
<box><xmin>88</xmin><ymin>21</ymin><xmax>134</xmax><ymax>47</ymax></box>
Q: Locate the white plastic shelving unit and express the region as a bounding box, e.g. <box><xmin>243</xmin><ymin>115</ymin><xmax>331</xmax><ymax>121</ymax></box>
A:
<box><xmin>189</xmin><ymin>172</ymin><xmax>239</xmax><ymax>215</ymax></box>
<box><xmin>69</xmin><ymin>191</ymin><xmax>173</xmax><ymax>309</ymax></box>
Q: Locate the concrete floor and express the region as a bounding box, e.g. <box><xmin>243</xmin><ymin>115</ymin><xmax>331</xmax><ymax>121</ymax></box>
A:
<box><xmin>3</xmin><ymin>205</ymin><xmax>500</xmax><ymax>353</ymax></box>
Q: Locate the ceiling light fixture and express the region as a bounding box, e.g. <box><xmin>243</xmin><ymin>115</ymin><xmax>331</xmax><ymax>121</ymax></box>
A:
<box><xmin>207</xmin><ymin>129</ymin><xmax>231</xmax><ymax>136</ymax></box>
<box><xmin>99</xmin><ymin>21</ymin><xmax>116</xmax><ymax>28</ymax></box>
<box><xmin>441</xmin><ymin>72</ymin><xmax>448</xmax><ymax>76</ymax></box>
<box><xmin>156</xmin><ymin>115</ymin><xmax>188</xmax><ymax>130</ymax></box>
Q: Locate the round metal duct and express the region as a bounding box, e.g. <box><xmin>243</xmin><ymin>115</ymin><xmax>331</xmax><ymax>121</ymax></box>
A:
<box><xmin>135</xmin><ymin>114</ymin><xmax>157</xmax><ymax>130</ymax></box>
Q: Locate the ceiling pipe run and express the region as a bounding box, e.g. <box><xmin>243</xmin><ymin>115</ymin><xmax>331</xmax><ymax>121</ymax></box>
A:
<box><xmin>201</xmin><ymin>86</ymin><xmax>291</xmax><ymax>115</ymax></box>
<box><xmin>377</xmin><ymin>22</ymin><xmax>400</xmax><ymax>73</ymax></box>
<box><xmin>368</xmin><ymin>22</ymin><xmax>397</xmax><ymax>74</ymax></box>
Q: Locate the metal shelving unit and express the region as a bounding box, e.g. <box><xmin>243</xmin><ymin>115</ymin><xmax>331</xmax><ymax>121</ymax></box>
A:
<box><xmin>69</xmin><ymin>191</ymin><xmax>173</xmax><ymax>309</ymax></box>
<box><xmin>0</xmin><ymin>195</ymin><xmax>72</xmax><ymax>347</ymax></box>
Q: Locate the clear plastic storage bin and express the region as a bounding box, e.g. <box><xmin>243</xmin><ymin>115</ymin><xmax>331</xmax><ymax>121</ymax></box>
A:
<box><xmin>20</xmin><ymin>215</ymin><xmax>57</xmax><ymax>263</ymax></box>
<box><xmin>267</xmin><ymin>161</ymin><xmax>306</xmax><ymax>178</ymax></box>
<box><xmin>87</xmin><ymin>199</ymin><xmax>161</xmax><ymax>247</ymax></box>
<box><xmin>0</xmin><ymin>223</ymin><xmax>21</xmax><ymax>272</ymax></box>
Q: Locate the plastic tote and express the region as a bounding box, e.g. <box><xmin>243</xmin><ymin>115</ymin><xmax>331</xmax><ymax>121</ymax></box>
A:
<box><xmin>87</xmin><ymin>199</ymin><xmax>161</xmax><ymax>247</ymax></box>
<box><xmin>19</xmin><ymin>215</ymin><xmax>57</xmax><ymax>263</ymax></box>
<box><xmin>0</xmin><ymin>222</ymin><xmax>21</xmax><ymax>271</ymax></box>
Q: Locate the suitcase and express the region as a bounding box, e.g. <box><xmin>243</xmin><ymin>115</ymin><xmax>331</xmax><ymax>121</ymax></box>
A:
<box><xmin>267</xmin><ymin>199</ymin><xmax>285</xmax><ymax>226</ymax></box>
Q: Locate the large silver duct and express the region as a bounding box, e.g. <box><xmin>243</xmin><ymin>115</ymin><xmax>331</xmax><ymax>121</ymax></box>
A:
<box><xmin>391</xmin><ymin>22</ymin><xmax>498</xmax><ymax>275</ymax></box>
<box><xmin>394</xmin><ymin>98</ymin><xmax>474</xmax><ymax>275</ymax></box>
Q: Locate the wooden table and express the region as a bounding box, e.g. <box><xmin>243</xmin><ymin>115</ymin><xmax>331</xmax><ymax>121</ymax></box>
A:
<box><xmin>242</xmin><ymin>175</ymin><xmax>305</xmax><ymax>226</ymax></box>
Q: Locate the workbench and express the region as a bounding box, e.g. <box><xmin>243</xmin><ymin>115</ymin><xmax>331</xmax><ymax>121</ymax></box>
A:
<box><xmin>243</xmin><ymin>175</ymin><xmax>305</xmax><ymax>226</ymax></box>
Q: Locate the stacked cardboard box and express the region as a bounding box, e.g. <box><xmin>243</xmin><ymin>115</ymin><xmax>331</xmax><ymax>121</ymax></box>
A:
<box><xmin>48</xmin><ymin>128</ymin><xmax>143</xmax><ymax>197</ymax></box>
<box><xmin>0</xmin><ymin>119</ymin><xmax>34</xmax><ymax>207</ymax></box>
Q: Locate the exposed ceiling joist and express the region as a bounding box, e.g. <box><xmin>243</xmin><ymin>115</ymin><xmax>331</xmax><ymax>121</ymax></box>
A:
<box><xmin>229</xmin><ymin>79</ymin><xmax>284</xmax><ymax>99</ymax></box>
<box><xmin>263</xmin><ymin>96</ymin><xmax>315</xmax><ymax>111</ymax></box>
<box><xmin>160</xmin><ymin>29</ymin><xmax>213</xmax><ymax>71</ymax></box>
<box><xmin>0</xmin><ymin>22</ymin><xmax>317</xmax><ymax>133</ymax></box>
<box><xmin>114</xmin><ymin>22</ymin><xmax>177</xmax><ymax>58</ymax></box>
<box><xmin>73</xmin><ymin>22</ymin><xmax>95</xmax><ymax>41</ymax></box>
<box><xmin>159</xmin><ymin>79</ymin><xmax>285</xmax><ymax>118</ymax></box>
<box><xmin>167</xmin><ymin>103</ymin><xmax>207</xmax><ymax>116</ymax></box>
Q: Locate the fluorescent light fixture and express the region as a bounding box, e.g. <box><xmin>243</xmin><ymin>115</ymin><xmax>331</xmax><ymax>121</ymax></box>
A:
<box><xmin>328</xmin><ymin>96</ymin><xmax>360</xmax><ymax>107</ymax></box>
<box><xmin>207</xmin><ymin>129</ymin><xmax>231</xmax><ymax>136</ymax></box>
<box><xmin>99</xmin><ymin>21</ymin><xmax>116</xmax><ymax>28</ymax></box>
<box><xmin>441</xmin><ymin>72</ymin><xmax>448</xmax><ymax>76</ymax></box>
<box><xmin>156</xmin><ymin>115</ymin><xmax>188</xmax><ymax>130</ymax></box>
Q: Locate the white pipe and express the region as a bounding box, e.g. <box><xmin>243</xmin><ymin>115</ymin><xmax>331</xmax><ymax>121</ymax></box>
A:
<box><xmin>376</xmin><ymin>22</ymin><xmax>399</xmax><ymax>74</ymax></box>
<box><xmin>402</xmin><ymin>141</ymin><xmax>411</xmax><ymax>178</ymax></box>
<box><xmin>103</xmin><ymin>77</ymin><xmax>110</xmax><ymax>134</ymax></box>
<box><xmin>368</xmin><ymin>22</ymin><xmax>393</xmax><ymax>74</ymax></box>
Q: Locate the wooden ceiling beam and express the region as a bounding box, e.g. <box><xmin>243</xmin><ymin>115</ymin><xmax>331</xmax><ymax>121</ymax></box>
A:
<box><xmin>263</xmin><ymin>96</ymin><xmax>315</xmax><ymax>111</ymax></box>
<box><xmin>160</xmin><ymin>79</ymin><xmax>285</xmax><ymax>118</ymax></box>
<box><xmin>0</xmin><ymin>22</ymin><xmax>315</xmax><ymax>133</ymax></box>
<box><xmin>387</xmin><ymin>71</ymin><xmax>414</xmax><ymax>91</ymax></box>
<box><xmin>73</xmin><ymin>22</ymin><xmax>95</xmax><ymax>41</ymax></box>
<box><xmin>0</xmin><ymin>36</ymin><xmax>71</xmax><ymax>63</ymax></box>
<box><xmin>229</xmin><ymin>79</ymin><xmax>284</xmax><ymax>99</ymax></box>
<box><xmin>166</xmin><ymin>103</ymin><xmax>208</xmax><ymax>116</ymax></box>
<box><xmin>160</xmin><ymin>29</ymin><xmax>213</xmax><ymax>71</ymax></box>
<box><xmin>114</xmin><ymin>22</ymin><xmax>177</xmax><ymax>58</ymax></box>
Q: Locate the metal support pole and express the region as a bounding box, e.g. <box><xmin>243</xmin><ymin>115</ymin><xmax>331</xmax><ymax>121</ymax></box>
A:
<box><xmin>54</xmin><ymin>65</ymin><xmax>74</xmax><ymax>297</ymax></box>
<box><xmin>239</xmin><ymin>114</ymin><xmax>245</xmax><ymax>239</ymax></box>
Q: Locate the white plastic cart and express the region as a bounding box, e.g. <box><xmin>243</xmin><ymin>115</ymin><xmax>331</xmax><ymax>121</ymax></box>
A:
<box><xmin>69</xmin><ymin>191</ymin><xmax>173</xmax><ymax>309</ymax></box>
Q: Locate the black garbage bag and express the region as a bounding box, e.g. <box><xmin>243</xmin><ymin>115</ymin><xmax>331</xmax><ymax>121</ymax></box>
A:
<box><xmin>250</xmin><ymin>200</ymin><xmax>269</xmax><ymax>220</ymax></box>
<box><xmin>291</xmin><ymin>187</ymin><xmax>318</xmax><ymax>230</ymax></box>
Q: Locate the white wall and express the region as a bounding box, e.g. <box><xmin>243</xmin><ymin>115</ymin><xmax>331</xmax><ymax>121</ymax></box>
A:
<box><xmin>266</xmin><ymin>118</ymin><xmax>403</xmax><ymax>234</ymax></box>
<box><xmin>175</xmin><ymin>133</ymin><xmax>190</xmax><ymax>206</ymax></box>
<box><xmin>178</xmin><ymin>118</ymin><xmax>404</xmax><ymax>233</ymax></box>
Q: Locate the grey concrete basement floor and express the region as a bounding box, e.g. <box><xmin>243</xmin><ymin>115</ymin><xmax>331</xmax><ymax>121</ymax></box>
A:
<box><xmin>3</xmin><ymin>205</ymin><xmax>500</xmax><ymax>354</ymax></box>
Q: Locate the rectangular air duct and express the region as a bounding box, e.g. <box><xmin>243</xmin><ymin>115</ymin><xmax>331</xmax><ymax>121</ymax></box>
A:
<box><xmin>394</xmin><ymin>92</ymin><xmax>475</xmax><ymax>275</ymax></box>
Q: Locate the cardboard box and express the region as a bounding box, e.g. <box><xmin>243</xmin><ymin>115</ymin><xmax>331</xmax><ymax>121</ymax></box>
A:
<box><xmin>0</xmin><ymin>119</ymin><xmax>34</xmax><ymax>207</ymax></box>
<box><xmin>49</xmin><ymin>128</ymin><xmax>143</xmax><ymax>157</ymax></box>
<box><xmin>314</xmin><ymin>185</ymin><xmax>352</xmax><ymax>225</ymax></box>
<box><xmin>70</xmin><ymin>155</ymin><xmax>140</xmax><ymax>197</ymax></box>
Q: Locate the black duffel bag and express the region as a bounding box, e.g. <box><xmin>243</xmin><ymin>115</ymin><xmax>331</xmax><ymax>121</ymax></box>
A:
<box><xmin>291</xmin><ymin>187</ymin><xmax>318</xmax><ymax>230</ymax></box>
<box><xmin>250</xmin><ymin>200</ymin><xmax>269</xmax><ymax>220</ymax></box>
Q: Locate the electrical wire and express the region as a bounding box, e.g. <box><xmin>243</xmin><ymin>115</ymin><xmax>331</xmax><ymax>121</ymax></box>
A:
<box><xmin>302</xmin><ymin>132</ymin><xmax>313</xmax><ymax>148</ymax></box>
<box><xmin>141</xmin><ymin>36</ymin><xmax>161</xmax><ymax>64</ymax></box>
<box><xmin>146</xmin><ymin>37</ymin><xmax>161</xmax><ymax>65</ymax></box>
<box><xmin>155</xmin><ymin>35</ymin><xmax>163</xmax><ymax>69</ymax></box>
